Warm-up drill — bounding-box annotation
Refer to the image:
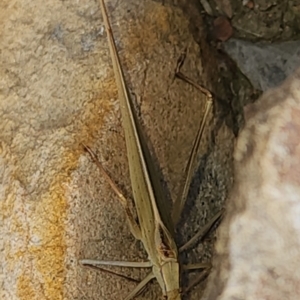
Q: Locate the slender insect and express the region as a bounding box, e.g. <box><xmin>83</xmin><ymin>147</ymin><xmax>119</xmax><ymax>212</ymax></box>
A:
<box><xmin>80</xmin><ymin>1</ymin><xmax>224</xmax><ymax>299</ymax></box>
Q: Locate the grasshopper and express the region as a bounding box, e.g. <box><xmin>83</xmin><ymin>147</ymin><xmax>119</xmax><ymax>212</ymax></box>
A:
<box><xmin>80</xmin><ymin>1</ymin><xmax>224</xmax><ymax>299</ymax></box>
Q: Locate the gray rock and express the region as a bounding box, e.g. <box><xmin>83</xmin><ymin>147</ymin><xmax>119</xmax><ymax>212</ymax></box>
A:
<box><xmin>224</xmin><ymin>39</ymin><xmax>300</xmax><ymax>91</ymax></box>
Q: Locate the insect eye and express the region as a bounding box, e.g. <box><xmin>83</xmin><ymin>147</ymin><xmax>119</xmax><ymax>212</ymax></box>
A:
<box><xmin>156</xmin><ymin>225</ymin><xmax>176</xmax><ymax>259</ymax></box>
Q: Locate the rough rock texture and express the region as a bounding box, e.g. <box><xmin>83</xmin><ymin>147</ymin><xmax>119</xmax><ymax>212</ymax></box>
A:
<box><xmin>203</xmin><ymin>68</ymin><xmax>300</xmax><ymax>299</ymax></box>
<box><xmin>202</xmin><ymin>0</ymin><xmax>300</xmax><ymax>41</ymax></box>
<box><xmin>1</xmin><ymin>0</ymin><xmax>235</xmax><ymax>299</ymax></box>
<box><xmin>224</xmin><ymin>39</ymin><xmax>300</xmax><ymax>91</ymax></box>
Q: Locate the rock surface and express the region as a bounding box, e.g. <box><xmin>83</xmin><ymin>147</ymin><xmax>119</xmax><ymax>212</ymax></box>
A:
<box><xmin>203</xmin><ymin>68</ymin><xmax>300</xmax><ymax>299</ymax></box>
<box><xmin>1</xmin><ymin>0</ymin><xmax>234</xmax><ymax>299</ymax></box>
<box><xmin>224</xmin><ymin>39</ymin><xmax>300</xmax><ymax>91</ymax></box>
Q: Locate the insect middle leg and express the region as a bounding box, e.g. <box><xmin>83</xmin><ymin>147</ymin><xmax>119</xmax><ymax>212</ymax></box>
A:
<box><xmin>172</xmin><ymin>51</ymin><xmax>225</xmax><ymax>294</ymax></box>
<box><xmin>172</xmin><ymin>50</ymin><xmax>214</xmax><ymax>224</ymax></box>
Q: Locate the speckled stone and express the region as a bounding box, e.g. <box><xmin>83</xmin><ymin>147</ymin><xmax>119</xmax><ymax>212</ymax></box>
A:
<box><xmin>203</xmin><ymin>68</ymin><xmax>300</xmax><ymax>300</ymax></box>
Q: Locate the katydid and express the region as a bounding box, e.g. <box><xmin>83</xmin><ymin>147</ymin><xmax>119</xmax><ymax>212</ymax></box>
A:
<box><xmin>80</xmin><ymin>1</ymin><xmax>223</xmax><ymax>299</ymax></box>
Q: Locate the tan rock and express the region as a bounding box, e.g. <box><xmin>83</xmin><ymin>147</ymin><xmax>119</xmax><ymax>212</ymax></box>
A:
<box><xmin>1</xmin><ymin>0</ymin><xmax>233</xmax><ymax>299</ymax></box>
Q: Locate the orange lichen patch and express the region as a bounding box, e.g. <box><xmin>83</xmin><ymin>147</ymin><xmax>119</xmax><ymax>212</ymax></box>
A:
<box><xmin>17</xmin><ymin>275</ymin><xmax>36</xmax><ymax>299</ymax></box>
<box><xmin>143</xmin><ymin>6</ymin><xmax>173</xmax><ymax>40</ymax></box>
<box><xmin>121</xmin><ymin>4</ymin><xmax>189</xmax><ymax>69</ymax></box>
<box><xmin>79</xmin><ymin>73</ymin><xmax>118</xmax><ymax>145</ymax></box>
<box><xmin>32</xmin><ymin>190</ymin><xmax>66</xmax><ymax>299</ymax></box>
<box><xmin>13</xmin><ymin>74</ymin><xmax>117</xmax><ymax>299</ymax></box>
<box><xmin>12</xmin><ymin>183</ymin><xmax>66</xmax><ymax>299</ymax></box>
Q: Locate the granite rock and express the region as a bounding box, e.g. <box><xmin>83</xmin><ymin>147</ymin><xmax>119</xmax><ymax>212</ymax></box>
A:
<box><xmin>203</xmin><ymin>67</ymin><xmax>300</xmax><ymax>300</ymax></box>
